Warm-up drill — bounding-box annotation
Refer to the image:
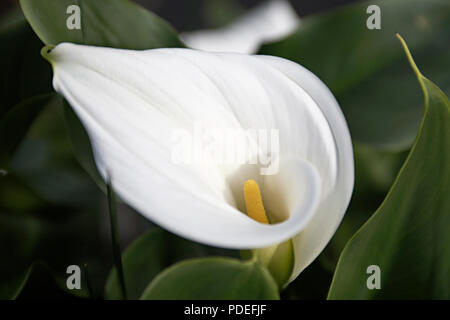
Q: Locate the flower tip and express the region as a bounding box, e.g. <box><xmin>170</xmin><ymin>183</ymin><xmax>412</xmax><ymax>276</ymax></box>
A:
<box><xmin>395</xmin><ymin>33</ymin><xmax>423</xmax><ymax>79</ymax></box>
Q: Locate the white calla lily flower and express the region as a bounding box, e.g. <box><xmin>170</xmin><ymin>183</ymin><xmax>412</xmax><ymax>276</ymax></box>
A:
<box><xmin>43</xmin><ymin>43</ymin><xmax>353</xmax><ymax>284</ymax></box>
<box><xmin>180</xmin><ymin>0</ymin><xmax>299</xmax><ymax>54</ymax></box>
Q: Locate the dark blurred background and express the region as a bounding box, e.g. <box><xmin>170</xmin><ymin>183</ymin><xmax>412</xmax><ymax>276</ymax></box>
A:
<box><xmin>1</xmin><ymin>0</ymin><xmax>363</xmax><ymax>31</ymax></box>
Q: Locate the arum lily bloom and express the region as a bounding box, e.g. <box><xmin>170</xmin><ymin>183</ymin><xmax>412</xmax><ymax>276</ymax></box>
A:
<box><xmin>43</xmin><ymin>43</ymin><xmax>353</xmax><ymax>285</ymax></box>
<box><xmin>180</xmin><ymin>0</ymin><xmax>299</xmax><ymax>54</ymax></box>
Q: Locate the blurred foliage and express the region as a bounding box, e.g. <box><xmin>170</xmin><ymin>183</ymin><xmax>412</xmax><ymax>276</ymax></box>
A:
<box><xmin>20</xmin><ymin>0</ymin><xmax>186</xmax><ymax>195</ymax></box>
<box><xmin>0</xmin><ymin>2</ymin><xmax>240</xmax><ymax>300</ymax></box>
<box><xmin>0</xmin><ymin>94</ymin><xmax>53</xmax><ymax>167</ymax></box>
<box><xmin>0</xmin><ymin>0</ymin><xmax>448</xmax><ymax>300</ymax></box>
<box><xmin>0</xmin><ymin>12</ymin><xmax>52</xmax><ymax>120</ymax></box>
<box><xmin>260</xmin><ymin>0</ymin><xmax>450</xmax><ymax>150</ymax></box>
<box><xmin>7</xmin><ymin>97</ymin><xmax>100</xmax><ymax>211</ymax></box>
<box><xmin>315</xmin><ymin>145</ymin><xmax>408</xmax><ymax>272</ymax></box>
<box><xmin>105</xmin><ymin>227</ymin><xmax>238</xmax><ymax>299</ymax></box>
<box><xmin>202</xmin><ymin>0</ymin><xmax>245</xmax><ymax>28</ymax></box>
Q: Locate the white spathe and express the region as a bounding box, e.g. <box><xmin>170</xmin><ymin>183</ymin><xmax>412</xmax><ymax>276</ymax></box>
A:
<box><xmin>180</xmin><ymin>0</ymin><xmax>299</xmax><ymax>54</ymax></box>
<box><xmin>46</xmin><ymin>43</ymin><xmax>354</xmax><ymax>281</ymax></box>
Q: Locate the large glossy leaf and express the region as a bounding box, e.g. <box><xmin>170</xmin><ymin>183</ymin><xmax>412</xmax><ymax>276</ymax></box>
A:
<box><xmin>327</xmin><ymin>37</ymin><xmax>450</xmax><ymax>299</ymax></box>
<box><xmin>20</xmin><ymin>0</ymin><xmax>183</xmax><ymax>48</ymax></box>
<box><xmin>140</xmin><ymin>257</ymin><xmax>279</xmax><ymax>300</ymax></box>
<box><xmin>104</xmin><ymin>227</ymin><xmax>237</xmax><ymax>299</ymax></box>
<box><xmin>20</xmin><ymin>0</ymin><xmax>185</xmax><ymax>192</ymax></box>
<box><xmin>260</xmin><ymin>0</ymin><xmax>450</xmax><ymax>149</ymax></box>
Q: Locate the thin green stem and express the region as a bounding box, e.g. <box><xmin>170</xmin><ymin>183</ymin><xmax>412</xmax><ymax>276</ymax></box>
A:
<box><xmin>107</xmin><ymin>180</ymin><xmax>127</xmax><ymax>300</ymax></box>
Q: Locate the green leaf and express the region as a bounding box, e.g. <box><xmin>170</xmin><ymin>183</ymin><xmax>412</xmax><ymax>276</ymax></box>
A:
<box><xmin>0</xmin><ymin>94</ymin><xmax>54</xmax><ymax>166</ymax></box>
<box><xmin>259</xmin><ymin>0</ymin><xmax>450</xmax><ymax>150</ymax></box>
<box><xmin>104</xmin><ymin>228</ymin><xmax>167</xmax><ymax>300</ymax></box>
<box><xmin>140</xmin><ymin>257</ymin><xmax>279</xmax><ymax>300</ymax></box>
<box><xmin>20</xmin><ymin>0</ymin><xmax>183</xmax><ymax>49</ymax></box>
<box><xmin>327</xmin><ymin>36</ymin><xmax>450</xmax><ymax>299</ymax></box>
<box><xmin>104</xmin><ymin>227</ymin><xmax>236</xmax><ymax>299</ymax></box>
